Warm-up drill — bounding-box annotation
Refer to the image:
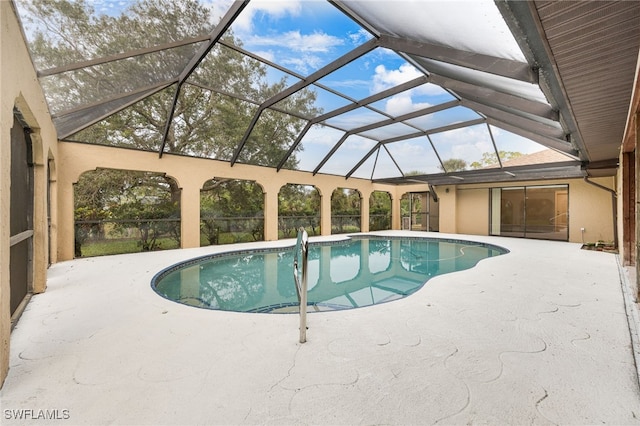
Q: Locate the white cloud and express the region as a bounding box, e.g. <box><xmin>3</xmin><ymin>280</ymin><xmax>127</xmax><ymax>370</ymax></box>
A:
<box><xmin>372</xmin><ymin>64</ymin><xmax>451</xmax><ymax>98</ymax></box>
<box><xmin>282</xmin><ymin>54</ymin><xmax>325</xmax><ymax>75</ymax></box>
<box><xmin>327</xmin><ymin>109</ymin><xmax>385</xmax><ymax>130</ymax></box>
<box><xmin>435</xmin><ymin>126</ymin><xmax>493</xmax><ymax>161</ymax></box>
<box><xmin>226</xmin><ymin>0</ymin><xmax>302</xmax><ymax>33</ymax></box>
<box><xmin>372</xmin><ymin>63</ymin><xmax>422</xmax><ymax>92</ymax></box>
<box><xmin>253</xmin><ymin>50</ymin><xmax>275</xmax><ymax>63</ymax></box>
<box><xmin>247</xmin><ymin>31</ymin><xmax>344</xmax><ymax>53</ymax></box>
<box><xmin>416</xmin><ymin>82</ymin><xmax>452</xmax><ymax>97</ymax></box>
<box><xmin>251</xmin><ymin>0</ymin><xmax>302</xmax><ymax>18</ymax></box>
<box><xmin>237</xmin><ymin>29</ymin><xmax>344</xmax><ymax>74</ymax></box>
<box><xmin>324</xmin><ymin>78</ymin><xmax>371</xmax><ymax>91</ymax></box>
<box><xmin>489</xmin><ymin>125</ymin><xmax>546</xmax><ymax>154</ymax></box>
<box><xmin>392</xmin><ymin>140</ymin><xmax>429</xmax><ymax>156</ymax></box>
<box><xmin>345</xmin><ymin>135</ymin><xmax>377</xmax><ymax>151</ymax></box>
<box><xmin>201</xmin><ymin>0</ymin><xmax>235</xmax><ymax>26</ymax></box>
<box><xmin>348</xmin><ymin>28</ymin><xmax>373</xmax><ymax>45</ymax></box>
<box><xmin>371</xmin><ymin>64</ymin><xmax>442</xmax><ymax>116</ymax></box>
<box><xmin>384</xmin><ymin>94</ymin><xmax>432</xmax><ymax>116</ymax></box>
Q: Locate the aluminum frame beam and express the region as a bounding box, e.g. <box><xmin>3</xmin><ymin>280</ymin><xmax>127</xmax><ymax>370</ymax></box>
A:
<box><xmin>461</xmin><ymin>98</ymin><xmax>565</xmax><ymax>140</ymax></box>
<box><xmin>343</xmin><ymin>118</ymin><xmax>487</xmax><ymax>178</ymax></box>
<box><xmin>374</xmin><ymin>161</ymin><xmax>584</xmax><ymax>185</ymax></box>
<box><xmin>379</xmin><ymin>34</ymin><xmax>538</xmax><ymax>84</ymax></box>
<box><xmin>231</xmin><ymin>37</ymin><xmax>379</xmax><ymax>166</ymax></box>
<box><xmin>348</xmin><ymin>100</ymin><xmax>461</xmax><ymax>137</ymax></box>
<box><xmin>486</xmin><ymin>116</ymin><xmax>578</xmax><ymax>158</ymax></box>
<box><xmin>37</xmin><ymin>35</ymin><xmax>211</xmax><ymax>78</ymax></box>
<box><xmin>426</xmin><ymin>69</ymin><xmax>557</xmax><ymax>120</ymax></box>
<box><xmin>275</xmin><ymin>76</ymin><xmax>430</xmax><ymax>171</ymax></box>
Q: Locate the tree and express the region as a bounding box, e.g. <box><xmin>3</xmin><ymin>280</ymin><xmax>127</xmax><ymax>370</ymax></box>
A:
<box><xmin>25</xmin><ymin>0</ymin><xmax>321</xmax><ymax>162</ymax></box>
<box><xmin>200</xmin><ymin>179</ymin><xmax>264</xmax><ymax>245</ymax></box>
<box><xmin>369</xmin><ymin>191</ymin><xmax>391</xmax><ymax>231</ymax></box>
<box><xmin>28</xmin><ymin>0</ymin><xmax>322</xmax><ymax>248</ymax></box>
<box><xmin>278</xmin><ymin>185</ymin><xmax>320</xmax><ymax>237</ymax></box>
<box><xmin>74</xmin><ymin>169</ymin><xmax>180</xmax><ymax>255</ymax></box>
<box><xmin>470</xmin><ymin>151</ymin><xmax>523</xmax><ymax>169</ymax></box>
<box><xmin>439</xmin><ymin>158</ymin><xmax>468</xmax><ymax>172</ymax></box>
<box><xmin>112</xmin><ymin>198</ymin><xmax>179</xmax><ymax>251</ymax></box>
<box><xmin>331</xmin><ymin>188</ymin><xmax>361</xmax><ymax>234</ymax></box>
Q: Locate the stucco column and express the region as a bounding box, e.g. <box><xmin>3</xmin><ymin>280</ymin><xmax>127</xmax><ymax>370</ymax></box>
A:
<box><xmin>57</xmin><ymin>174</ymin><xmax>76</xmax><ymax>261</ymax></box>
<box><xmin>32</xmin><ymin>162</ymin><xmax>47</xmax><ymax>293</ymax></box>
<box><xmin>48</xmin><ymin>159</ymin><xmax>58</xmax><ymax>264</ymax></box>
<box><xmin>180</xmin><ymin>184</ymin><xmax>201</xmax><ymax>249</ymax></box>
<box><xmin>321</xmin><ymin>190</ymin><xmax>332</xmax><ymax>236</ymax></box>
<box><xmin>263</xmin><ymin>187</ymin><xmax>279</xmax><ymax>241</ymax></box>
<box><xmin>360</xmin><ymin>191</ymin><xmax>370</xmax><ymax>232</ymax></box>
<box><xmin>391</xmin><ymin>191</ymin><xmax>402</xmax><ymax>230</ymax></box>
<box><xmin>0</xmin><ymin>108</ymin><xmax>11</xmax><ymax>387</ymax></box>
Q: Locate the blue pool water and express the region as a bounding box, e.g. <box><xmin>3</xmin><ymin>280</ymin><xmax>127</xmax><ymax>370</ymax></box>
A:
<box><xmin>151</xmin><ymin>236</ymin><xmax>508</xmax><ymax>313</ymax></box>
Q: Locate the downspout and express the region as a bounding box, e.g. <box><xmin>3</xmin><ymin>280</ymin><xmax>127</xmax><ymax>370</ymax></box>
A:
<box><xmin>583</xmin><ymin>177</ymin><xmax>618</xmax><ymax>248</ymax></box>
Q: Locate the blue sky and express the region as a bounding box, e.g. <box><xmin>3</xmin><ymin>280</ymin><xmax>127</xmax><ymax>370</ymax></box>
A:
<box><xmin>218</xmin><ymin>0</ymin><xmax>556</xmax><ymax>176</ymax></box>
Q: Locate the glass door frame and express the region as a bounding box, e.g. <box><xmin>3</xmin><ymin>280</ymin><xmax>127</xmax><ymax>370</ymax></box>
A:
<box><xmin>490</xmin><ymin>184</ymin><xmax>569</xmax><ymax>241</ymax></box>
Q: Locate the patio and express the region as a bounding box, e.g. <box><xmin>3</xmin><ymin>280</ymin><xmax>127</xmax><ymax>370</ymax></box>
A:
<box><xmin>2</xmin><ymin>232</ymin><xmax>639</xmax><ymax>425</ymax></box>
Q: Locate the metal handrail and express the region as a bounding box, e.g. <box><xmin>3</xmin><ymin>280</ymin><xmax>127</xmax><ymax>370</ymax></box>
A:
<box><xmin>293</xmin><ymin>227</ymin><xmax>309</xmax><ymax>343</ymax></box>
<box><xmin>549</xmin><ymin>212</ymin><xmax>568</xmax><ymax>223</ymax></box>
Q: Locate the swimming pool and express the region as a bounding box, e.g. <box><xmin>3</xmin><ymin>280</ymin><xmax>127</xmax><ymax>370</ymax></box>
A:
<box><xmin>151</xmin><ymin>236</ymin><xmax>508</xmax><ymax>313</ymax></box>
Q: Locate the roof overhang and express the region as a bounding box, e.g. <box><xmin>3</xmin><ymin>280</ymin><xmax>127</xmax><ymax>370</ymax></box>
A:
<box><xmin>375</xmin><ymin>160</ymin><xmax>589</xmax><ymax>186</ymax></box>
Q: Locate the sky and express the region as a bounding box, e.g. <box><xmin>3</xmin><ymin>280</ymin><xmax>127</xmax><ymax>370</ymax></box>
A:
<box><xmin>26</xmin><ymin>0</ymin><xmax>558</xmax><ymax>179</ymax></box>
<box><xmin>217</xmin><ymin>0</ymin><xmax>553</xmax><ymax>177</ymax></box>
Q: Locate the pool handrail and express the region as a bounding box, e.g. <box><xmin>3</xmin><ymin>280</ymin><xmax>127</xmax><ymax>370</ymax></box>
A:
<box><xmin>293</xmin><ymin>227</ymin><xmax>309</xmax><ymax>343</ymax></box>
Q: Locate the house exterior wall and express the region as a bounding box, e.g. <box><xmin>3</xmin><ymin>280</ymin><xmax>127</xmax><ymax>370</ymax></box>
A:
<box><xmin>456</xmin><ymin>188</ymin><xmax>490</xmax><ymax>236</ymax></box>
<box><xmin>571</xmin><ymin>178</ymin><xmax>616</xmax><ymax>243</ymax></box>
<box><xmin>436</xmin><ymin>187</ymin><xmax>457</xmax><ymax>233</ymax></box>
<box><xmin>1</xmin><ymin>1</ymin><xmax>59</xmax><ymax>386</ymax></box>
<box><xmin>436</xmin><ymin>177</ymin><xmax>616</xmax><ymax>244</ymax></box>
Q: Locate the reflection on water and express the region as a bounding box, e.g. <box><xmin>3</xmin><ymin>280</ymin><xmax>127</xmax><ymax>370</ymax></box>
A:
<box><xmin>153</xmin><ymin>237</ymin><xmax>507</xmax><ymax>313</ymax></box>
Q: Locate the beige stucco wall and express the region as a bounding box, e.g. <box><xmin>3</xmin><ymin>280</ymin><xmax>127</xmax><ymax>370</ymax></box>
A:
<box><xmin>570</xmin><ymin>177</ymin><xmax>616</xmax><ymax>243</ymax></box>
<box><xmin>435</xmin><ymin>186</ymin><xmax>457</xmax><ymax>233</ymax></box>
<box><xmin>56</xmin><ymin>142</ymin><xmax>410</xmax><ymax>261</ymax></box>
<box><xmin>1</xmin><ymin>1</ymin><xmax>59</xmax><ymax>386</ymax></box>
<box><xmin>456</xmin><ymin>187</ymin><xmax>490</xmax><ymax>236</ymax></box>
<box><xmin>435</xmin><ymin>177</ymin><xmax>616</xmax><ymax>244</ymax></box>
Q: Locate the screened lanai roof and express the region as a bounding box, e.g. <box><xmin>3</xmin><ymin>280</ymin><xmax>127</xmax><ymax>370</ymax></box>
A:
<box><xmin>15</xmin><ymin>0</ymin><xmax>640</xmax><ymax>185</ymax></box>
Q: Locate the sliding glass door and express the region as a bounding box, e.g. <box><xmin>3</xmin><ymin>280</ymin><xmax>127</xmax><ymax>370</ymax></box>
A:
<box><xmin>490</xmin><ymin>185</ymin><xmax>568</xmax><ymax>241</ymax></box>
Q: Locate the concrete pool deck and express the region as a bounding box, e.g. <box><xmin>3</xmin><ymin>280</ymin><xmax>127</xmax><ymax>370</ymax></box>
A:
<box><xmin>1</xmin><ymin>231</ymin><xmax>640</xmax><ymax>425</ymax></box>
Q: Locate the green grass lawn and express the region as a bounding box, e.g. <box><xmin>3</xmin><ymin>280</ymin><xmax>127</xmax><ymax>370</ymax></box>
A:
<box><xmin>80</xmin><ymin>228</ymin><xmax>340</xmax><ymax>257</ymax></box>
<box><xmin>79</xmin><ymin>232</ymin><xmax>260</xmax><ymax>257</ymax></box>
<box><xmin>80</xmin><ymin>237</ymin><xmax>180</xmax><ymax>257</ymax></box>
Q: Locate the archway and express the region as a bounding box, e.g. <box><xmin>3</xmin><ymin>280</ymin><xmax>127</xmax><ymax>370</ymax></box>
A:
<box><xmin>331</xmin><ymin>188</ymin><xmax>361</xmax><ymax>234</ymax></box>
<box><xmin>200</xmin><ymin>178</ymin><xmax>265</xmax><ymax>245</ymax></box>
<box><xmin>74</xmin><ymin>169</ymin><xmax>181</xmax><ymax>256</ymax></box>
<box><xmin>278</xmin><ymin>184</ymin><xmax>321</xmax><ymax>238</ymax></box>
<box><xmin>369</xmin><ymin>190</ymin><xmax>392</xmax><ymax>231</ymax></box>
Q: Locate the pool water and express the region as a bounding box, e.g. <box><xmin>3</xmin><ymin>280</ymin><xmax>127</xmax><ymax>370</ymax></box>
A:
<box><xmin>151</xmin><ymin>237</ymin><xmax>507</xmax><ymax>313</ymax></box>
